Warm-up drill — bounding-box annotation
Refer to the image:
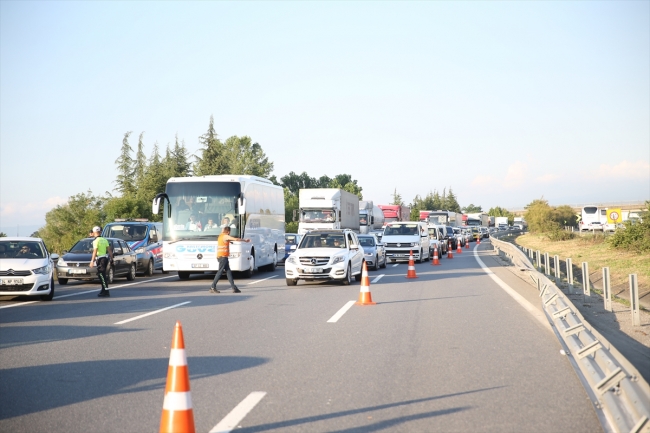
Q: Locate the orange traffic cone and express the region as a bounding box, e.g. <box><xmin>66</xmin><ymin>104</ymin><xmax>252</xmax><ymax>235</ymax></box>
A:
<box><xmin>431</xmin><ymin>244</ymin><xmax>441</xmax><ymax>265</ymax></box>
<box><xmin>465</xmin><ymin>237</ymin><xmax>470</xmax><ymax>249</ymax></box>
<box><xmin>477</xmin><ymin>235</ymin><xmax>481</xmax><ymax>245</ymax></box>
<box><xmin>356</xmin><ymin>261</ymin><xmax>376</xmax><ymax>305</ymax></box>
<box><xmin>447</xmin><ymin>240</ymin><xmax>454</xmax><ymax>259</ymax></box>
<box><xmin>406</xmin><ymin>250</ymin><xmax>418</xmax><ymax>278</ymax></box>
<box><xmin>457</xmin><ymin>238</ymin><xmax>462</xmax><ymax>254</ymax></box>
<box><xmin>160</xmin><ymin>321</ymin><xmax>195</xmax><ymax>433</ymax></box>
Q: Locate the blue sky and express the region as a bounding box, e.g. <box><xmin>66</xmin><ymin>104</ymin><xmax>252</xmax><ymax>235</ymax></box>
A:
<box><xmin>1</xmin><ymin>1</ymin><xmax>649</xmax><ymax>235</ymax></box>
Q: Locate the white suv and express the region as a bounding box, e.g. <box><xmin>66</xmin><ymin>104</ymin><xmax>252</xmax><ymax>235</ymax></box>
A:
<box><xmin>284</xmin><ymin>230</ymin><xmax>364</xmax><ymax>286</ymax></box>
<box><xmin>0</xmin><ymin>237</ymin><xmax>58</xmax><ymax>301</ymax></box>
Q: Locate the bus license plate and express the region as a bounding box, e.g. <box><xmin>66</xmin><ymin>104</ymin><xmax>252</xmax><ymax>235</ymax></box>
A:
<box><xmin>192</xmin><ymin>263</ymin><xmax>209</xmax><ymax>269</ymax></box>
<box><xmin>305</xmin><ymin>268</ymin><xmax>322</xmax><ymax>274</ymax></box>
<box><xmin>1</xmin><ymin>278</ymin><xmax>23</xmax><ymax>285</ymax></box>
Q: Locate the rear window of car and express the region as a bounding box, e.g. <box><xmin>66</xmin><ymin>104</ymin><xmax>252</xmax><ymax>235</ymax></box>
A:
<box><xmin>358</xmin><ymin>237</ymin><xmax>375</xmax><ymax>247</ymax></box>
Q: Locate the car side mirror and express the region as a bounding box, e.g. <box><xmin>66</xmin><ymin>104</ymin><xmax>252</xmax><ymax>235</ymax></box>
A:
<box><xmin>51</xmin><ymin>253</ymin><xmax>59</xmax><ymax>260</ymax></box>
<box><xmin>351</xmin><ymin>245</ymin><xmax>359</xmax><ymax>250</ymax></box>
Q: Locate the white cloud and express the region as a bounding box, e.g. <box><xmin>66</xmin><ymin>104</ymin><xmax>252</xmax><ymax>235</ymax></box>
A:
<box><xmin>503</xmin><ymin>161</ymin><xmax>528</xmax><ymax>185</ymax></box>
<box><xmin>0</xmin><ymin>196</ymin><xmax>67</xmax><ymax>225</ymax></box>
<box><xmin>535</xmin><ymin>173</ymin><xmax>561</xmax><ymax>183</ymax></box>
<box><xmin>593</xmin><ymin>160</ymin><xmax>650</xmax><ymax>180</ymax></box>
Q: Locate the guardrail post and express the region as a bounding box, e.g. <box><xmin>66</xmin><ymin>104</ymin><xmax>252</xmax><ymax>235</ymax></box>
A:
<box><xmin>602</xmin><ymin>267</ymin><xmax>611</xmax><ymax>312</ymax></box>
<box><xmin>536</xmin><ymin>250</ymin><xmax>541</xmax><ymax>271</ymax></box>
<box><xmin>582</xmin><ymin>262</ymin><xmax>590</xmax><ymax>297</ymax></box>
<box><xmin>630</xmin><ymin>274</ymin><xmax>640</xmax><ymax>326</ymax></box>
<box><xmin>554</xmin><ymin>255</ymin><xmax>560</xmax><ymax>282</ymax></box>
<box><xmin>544</xmin><ymin>252</ymin><xmax>550</xmax><ymax>276</ymax></box>
<box><xmin>566</xmin><ymin>258</ymin><xmax>574</xmax><ymax>294</ymax></box>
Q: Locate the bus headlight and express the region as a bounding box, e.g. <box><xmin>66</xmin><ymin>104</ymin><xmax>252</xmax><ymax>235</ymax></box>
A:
<box><xmin>229</xmin><ymin>252</ymin><xmax>241</xmax><ymax>258</ymax></box>
<box><xmin>164</xmin><ymin>252</ymin><xmax>177</xmax><ymax>259</ymax></box>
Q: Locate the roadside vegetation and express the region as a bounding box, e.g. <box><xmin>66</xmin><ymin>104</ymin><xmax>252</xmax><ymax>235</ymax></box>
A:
<box><xmin>516</xmin><ymin>198</ymin><xmax>650</xmax><ymax>293</ymax></box>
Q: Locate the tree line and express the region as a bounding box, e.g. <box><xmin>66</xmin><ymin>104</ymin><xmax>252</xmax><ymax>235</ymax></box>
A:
<box><xmin>31</xmin><ymin>114</ymin><xmax>525</xmax><ymax>251</ymax></box>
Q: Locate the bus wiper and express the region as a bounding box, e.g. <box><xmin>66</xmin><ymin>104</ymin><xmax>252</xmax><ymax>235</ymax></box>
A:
<box><xmin>169</xmin><ymin>238</ymin><xmax>192</xmax><ymax>244</ymax></box>
<box><xmin>169</xmin><ymin>236</ymin><xmax>216</xmax><ymax>244</ymax></box>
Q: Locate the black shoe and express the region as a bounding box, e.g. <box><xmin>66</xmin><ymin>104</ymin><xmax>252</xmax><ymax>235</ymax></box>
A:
<box><xmin>98</xmin><ymin>290</ymin><xmax>110</xmax><ymax>298</ymax></box>
<box><xmin>209</xmin><ymin>287</ymin><xmax>220</xmax><ymax>294</ymax></box>
<box><xmin>232</xmin><ymin>287</ymin><xmax>241</xmax><ymax>293</ymax></box>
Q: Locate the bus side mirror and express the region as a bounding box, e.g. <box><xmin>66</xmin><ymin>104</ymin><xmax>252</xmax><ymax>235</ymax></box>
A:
<box><xmin>152</xmin><ymin>197</ymin><xmax>160</xmax><ymax>215</ymax></box>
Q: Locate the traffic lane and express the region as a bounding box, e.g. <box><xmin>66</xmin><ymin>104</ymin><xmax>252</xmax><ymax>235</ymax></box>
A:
<box><xmin>0</xmin><ymin>274</ymin><xmax>287</xmax><ymax>432</ymax></box>
<box><xmin>228</xmin><ymin>254</ymin><xmax>601</xmax><ymax>432</ymax></box>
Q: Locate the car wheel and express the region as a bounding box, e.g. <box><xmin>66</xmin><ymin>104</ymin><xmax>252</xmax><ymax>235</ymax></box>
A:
<box><xmin>58</xmin><ymin>277</ymin><xmax>68</xmax><ymax>285</ymax></box>
<box><xmin>126</xmin><ymin>264</ymin><xmax>136</xmax><ymax>281</ymax></box>
<box><xmin>372</xmin><ymin>255</ymin><xmax>379</xmax><ymax>271</ymax></box>
<box><xmin>286</xmin><ymin>278</ymin><xmax>297</xmax><ymax>286</ymax></box>
<box><xmin>342</xmin><ymin>264</ymin><xmax>352</xmax><ymax>285</ymax></box>
<box><xmin>107</xmin><ymin>267</ymin><xmax>115</xmax><ymax>284</ymax></box>
<box><xmin>178</xmin><ymin>271</ymin><xmax>190</xmax><ymax>280</ymax></box>
<box><xmin>380</xmin><ymin>255</ymin><xmax>387</xmax><ymax>268</ymax></box>
<box><xmin>41</xmin><ymin>278</ymin><xmax>55</xmax><ymax>301</ymax></box>
<box><xmin>243</xmin><ymin>252</ymin><xmax>255</xmax><ymax>278</ymax></box>
<box><xmin>416</xmin><ymin>249</ymin><xmax>423</xmax><ymax>263</ymax></box>
<box><xmin>145</xmin><ymin>259</ymin><xmax>154</xmax><ymax>276</ymax></box>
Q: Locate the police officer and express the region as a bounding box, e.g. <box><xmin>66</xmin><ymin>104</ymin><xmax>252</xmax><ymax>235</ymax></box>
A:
<box><xmin>209</xmin><ymin>226</ymin><xmax>250</xmax><ymax>294</ymax></box>
<box><xmin>89</xmin><ymin>226</ymin><xmax>113</xmax><ymax>298</ymax></box>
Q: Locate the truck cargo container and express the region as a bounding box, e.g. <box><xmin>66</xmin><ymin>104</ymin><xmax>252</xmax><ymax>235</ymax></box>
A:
<box><xmin>359</xmin><ymin>201</ymin><xmax>385</xmax><ymax>234</ymax></box>
<box><xmin>298</xmin><ymin>189</ymin><xmax>360</xmax><ymax>234</ymax></box>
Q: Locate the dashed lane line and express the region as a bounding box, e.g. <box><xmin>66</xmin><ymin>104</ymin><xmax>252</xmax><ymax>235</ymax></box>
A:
<box><xmin>247</xmin><ymin>275</ymin><xmax>278</xmax><ymax>285</ymax></box>
<box><xmin>209</xmin><ymin>391</ymin><xmax>267</xmax><ymax>433</ymax></box>
<box><xmin>392</xmin><ymin>264</ymin><xmax>399</xmax><ymax>267</ymax></box>
<box><xmin>371</xmin><ymin>274</ymin><xmax>385</xmax><ymax>283</ymax></box>
<box><xmin>327</xmin><ymin>300</ymin><xmax>356</xmax><ymax>323</ymax></box>
<box><xmin>114</xmin><ymin>301</ymin><xmax>191</xmax><ymax>325</ymax></box>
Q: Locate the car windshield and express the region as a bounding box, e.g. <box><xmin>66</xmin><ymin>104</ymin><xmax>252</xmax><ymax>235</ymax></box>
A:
<box><xmin>384</xmin><ymin>225</ymin><xmax>418</xmax><ymax>236</ymax></box>
<box><xmin>358</xmin><ymin>237</ymin><xmax>375</xmax><ymax>247</ymax></box>
<box><xmin>300</xmin><ymin>234</ymin><xmax>346</xmax><ymax>248</ymax></box>
<box><xmin>69</xmin><ymin>239</ymin><xmax>95</xmax><ymax>254</ymax></box>
<box><xmin>0</xmin><ymin>241</ymin><xmax>46</xmax><ymax>259</ymax></box>
<box><xmin>104</xmin><ymin>224</ymin><xmax>147</xmax><ymax>242</ymax></box>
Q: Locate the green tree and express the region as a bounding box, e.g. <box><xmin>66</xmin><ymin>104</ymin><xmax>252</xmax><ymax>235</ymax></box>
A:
<box><xmin>391</xmin><ymin>188</ymin><xmax>403</xmax><ymax>206</ymax></box>
<box><xmin>161</xmin><ymin>136</ymin><xmax>192</xmax><ymax>179</ymax></box>
<box><xmin>104</xmin><ymin>195</ymin><xmax>153</xmax><ymax>222</ymax></box>
<box><xmin>223</xmin><ymin>136</ymin><xmax>274</xmax><ymax>177</ymax></box>
<box><xmin>114</xmin><ymin>132</ymin><xmax>135</xmax><ymax>196</ymax></box>
<box><xmin>38</xmin><ymin>191</ymin><xmax>106</xmax><ymax>253</ymax></box>
<box><xmin>284</xmin><ymin>187</ymin><xmax>299</xmax><ymax>224</ymax></box>
<box><xmin>552</xmin><ymin>205</ymin><xmax>578</xmax><ymax>227</ymax></box>
<box><xmin>0</xmin><ymin>232</ymin><xmax>6</xmax><ymax>237</ymax></box>
<box><xmin>524</xmin><ymin>199</ymin><xmax>553</xmax><ymax>233</ymax></box>
<box><xmin>193</xmin><ymin>115</ymin><xmax>228</xmax><ymax>176</ymax></box>
<box><xmin>442</xmin><ymin>187</ymin><xmax>461</xmax><ymax>213</ymax></box>
<box><xmin>281</xmin><ymin>171</ymin><xmax>319</xmax><ymax>195</ymax></box>
<box><xmin>139</xmin><ymin>142</ymin><xmax>168</xmax><ymax>205</ymax></box>
<box><xmin>488</xmin><ymin>206</ymin><xmax>515</xmax><ymax>224</ymax></box>
<box><xmin>329</xmin><ymin>174</ymin><xmax>362</xmax><ymax>199</ymax></box>
<box><xmin>463</xmin><ymin>204</ymin><xmax>483</xmax><ymax>213</ymax></box>
<box><xmin>134</xmin><ymin>132</ymin><xmax>147</xmax><ymax>197</ymax></box>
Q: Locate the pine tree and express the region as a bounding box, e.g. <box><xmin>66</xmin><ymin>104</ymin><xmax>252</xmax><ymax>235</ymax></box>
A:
<box><xmin>194</xmin><ymin>115</ymin><xmax>228</xmax><ymax>176</ymax></box>
<box><xmin>134</xmin><ymin>132</ymin><xmax>147</xmax><ymax>198</ymax></box>
<box><xmin>391</xmin><ymin>188</ymin><xmax>403</xmax><ymax>206</ymax></box>
<box><xmin>114</xmin><ymin>132</ymin><xmax>135</xmax><ymax>196</ymax></box>
<box><xmin>445</xmin><ymin>188</ymin><xmax>461</xmax><ymax>213</ymax></box>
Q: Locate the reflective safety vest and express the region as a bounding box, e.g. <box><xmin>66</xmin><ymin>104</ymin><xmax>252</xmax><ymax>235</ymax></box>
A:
<box><xmin>217</xmin><ymin>234</ymin><xmax>230</xmax><ymax>258</ymax></box>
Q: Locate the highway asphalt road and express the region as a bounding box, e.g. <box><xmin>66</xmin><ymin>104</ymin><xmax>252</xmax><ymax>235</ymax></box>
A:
<box><xmin>0</xmin><ymin>242</ymin><xmax>603</xmax><ymax>432</ymax></box>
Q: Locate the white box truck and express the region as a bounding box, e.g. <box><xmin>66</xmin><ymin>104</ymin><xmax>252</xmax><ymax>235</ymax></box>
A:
<box><xmin>359</xmin><ymin>201</ymin><xmax>385</xmax><ymax>234</ymax></box>
<box><xmin>298</xmin><ymin>189</ymin><xmax>360</xmax><ymax>234</ymax></box>
<box><xmin>495</xmin><ymin>216</ymin><xmax>509</xmax><ymax>229</ymax></box>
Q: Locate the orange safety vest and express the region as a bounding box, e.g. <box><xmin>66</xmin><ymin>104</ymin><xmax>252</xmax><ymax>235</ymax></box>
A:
<box><xmin>217</xmin><ymin>234</ymin><xmax>230</xmax><ymax>258</ymax></box>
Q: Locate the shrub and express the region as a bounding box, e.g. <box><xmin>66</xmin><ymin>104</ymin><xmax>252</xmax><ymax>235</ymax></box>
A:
<box><xmin>546</xmin><ymin>222</ymin><xmax>575</xmax><ymax>241</ymax></box>
<box><xmin>608</xmin><ymin>219</ymin><xmax>650</xmax><ymax>253</ymax></box>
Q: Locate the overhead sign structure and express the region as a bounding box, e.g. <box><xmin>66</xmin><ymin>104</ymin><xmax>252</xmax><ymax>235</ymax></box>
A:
<box><xmin>607</xmin><ymin>208</ymin><xmax>622</xmax><ymax>224</ymax></box>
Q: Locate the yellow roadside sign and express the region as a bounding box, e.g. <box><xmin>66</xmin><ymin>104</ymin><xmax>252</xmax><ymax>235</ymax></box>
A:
<box><xmin>607</xmin><ymin>208</ymin><xmax>622</xmax><ymax>224</ymax></box>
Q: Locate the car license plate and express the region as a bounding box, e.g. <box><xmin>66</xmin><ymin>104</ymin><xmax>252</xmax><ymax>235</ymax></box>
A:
<box><xmin>304</xmin><ymin>267</ymin><xmax>322</xmax><ymax>274</ymax></box>
<box><xmin>1</xmin><ymin>278</ymin><xmax>23</xmax><ymax>285</ymax></box>
<box><xmin>192</xmin><ymin>263</ymin><xmax>209</xmax><ymax>269</ymax></box>
<box><xmin>69</xmin><ymin>269</ymin><xmax>87</xmax><ymax>274</ymax></box>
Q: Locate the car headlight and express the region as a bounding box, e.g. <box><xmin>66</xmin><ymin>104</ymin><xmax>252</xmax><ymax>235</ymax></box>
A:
<box><xmin>411</xmin><ymin>242</ymin><xmax>417</xmax><ymax>247</ymax></box>
<box><xmin>331</xmin><ymin>255</ymin><xmax>345</xmax><ymax>265</ymax></box>
<box><xmin>287</xmin><ymin>256</ymin><xmax>298</xmax><ymax>265</ymax></box>
<box><xmin>364</xmin><ymin>252</ymin><xmax>373</xmax><ymax>256</ymax></box>
<box><xmin>135</xmin><ymin>247</ymin><xmax>145</xmax><ymax>254</ymax></box>
<box><xmin>33</xmin><ymin>264</ymin><xmax>51</xmax><ymax>275</ymax></box>
<box><xmin>57</xmin><ymin>259</ymin><xmax>67</xmax><ymax>267</ymax></box>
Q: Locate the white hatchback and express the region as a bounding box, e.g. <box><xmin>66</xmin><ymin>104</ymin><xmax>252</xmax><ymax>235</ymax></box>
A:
<box><xmin>0</xmin><ymin>237</ymin><xmax>57</xmax><ymax>301</ymax></box>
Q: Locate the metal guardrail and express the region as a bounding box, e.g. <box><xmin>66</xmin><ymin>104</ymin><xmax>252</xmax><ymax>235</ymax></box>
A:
<box><xmin>490</xmin><ymin>233</ymin><xmax>650</xmax><ymax>433</ymax></box>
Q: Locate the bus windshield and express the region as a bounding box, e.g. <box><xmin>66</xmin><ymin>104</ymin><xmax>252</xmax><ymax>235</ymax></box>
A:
<box><xmin>162</xmin><ymin>181</ymin><xmax>241</xmax><ymax>241</ymax></box>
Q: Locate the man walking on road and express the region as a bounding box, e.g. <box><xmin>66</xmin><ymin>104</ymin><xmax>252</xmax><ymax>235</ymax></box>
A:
<box><xmin>210</xmin><ymin>226</ymin><xmax>250</xmax><ymax>294</ymax></box>
<box><xmin>89</xmin><ymin>226</ymin><xmax>113</xmax><ymax>298</ymax></box>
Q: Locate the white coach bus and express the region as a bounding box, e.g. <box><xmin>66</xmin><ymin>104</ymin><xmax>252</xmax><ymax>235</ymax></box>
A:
<box><xmin>152</xmin><ymin>175</ymin><xmax>285</xmax><ymax>280</ymax></box>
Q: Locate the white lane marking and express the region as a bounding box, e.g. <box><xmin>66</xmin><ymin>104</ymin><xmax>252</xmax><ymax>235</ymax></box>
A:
<box><xmin>114</xmin><ymin>301</ymin><xmax>191</xmax><ymax>325</ymax></box>
<box><xmin>0</xmin><ymin>300</ymin><xmax>39</xmax><ymax>310</ymax></box>
<box><xmin>371</xmin><ymin>274</ymin><xmax>385</xmax><ymax>283</ymax></box>
<box><xmin>54</xmin><ymin>275</ymin><xmax>177</xmax><ymax>300</ymax></box>
<box><xmin>473</xmin><ymin>245</ymin><xmax>550</xmax><ymax>331</ymax></box>
<box><xmin>209</xmin><ymin>391</ymin><xmax>267</xmax><ymax>433</ymax></box>
<box><xmin>327</xmin><ymin>300</ymin><xmax>356</xmax><ymax>323</ymax></box>
<box><xmin>392</xmin><ymin>264</ymin><xmax>399</xmax><ymax>267</ymax></box>
<box><xmin>246</xmin><ymin>275</ymin><xmax>277</xmax><ymax>285</ymax></box>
